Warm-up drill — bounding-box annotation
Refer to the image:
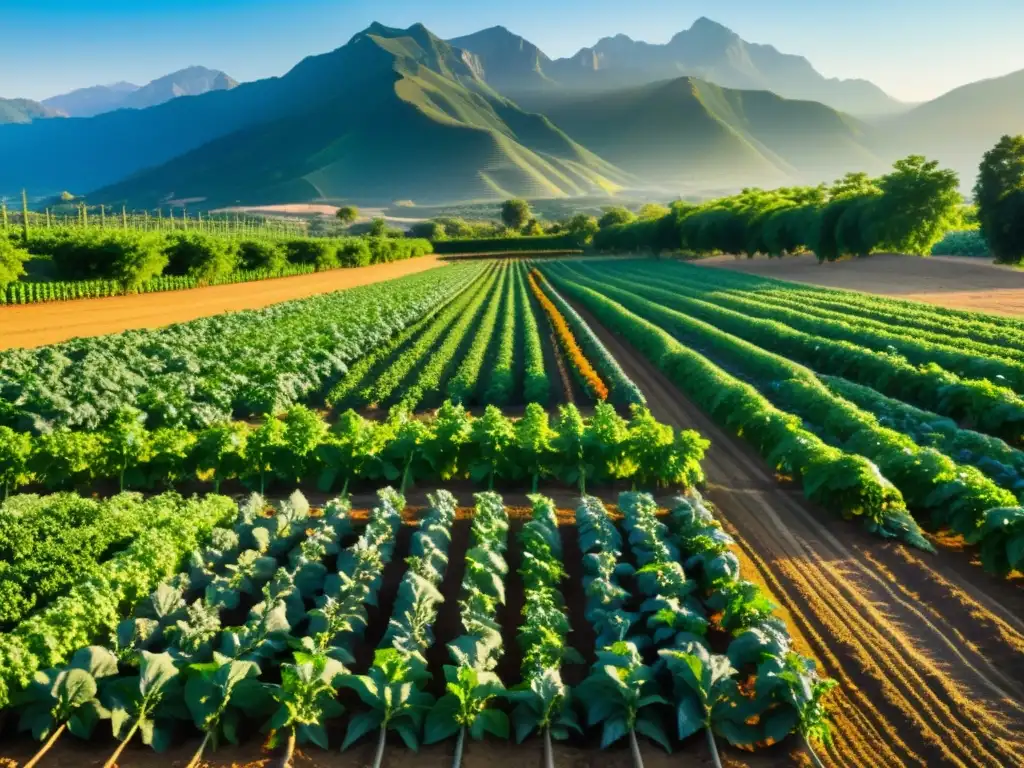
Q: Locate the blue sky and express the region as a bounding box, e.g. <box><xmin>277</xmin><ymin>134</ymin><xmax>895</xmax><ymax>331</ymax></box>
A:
<box><xmin>3</xmin><ymin>0</ymin><xmax>1023</xmax><ymax>103</ymax></box>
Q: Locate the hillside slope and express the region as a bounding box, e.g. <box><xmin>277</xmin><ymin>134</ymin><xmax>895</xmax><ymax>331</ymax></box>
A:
<box><xmin>541</xmin><ymin>77</ymin><xmax>881</xmax><ymax>190</ymax></box>
<box><xmin>0</xmin><ymin>98</ymin><xmax>62</xmax><ymax>125</ymax></box>
<box><xmin>882</xmin><ymin>68</ymin><xmax>1024</xmax><ymax>184</ymax></box>
<box><xmin>92</xmin><ymin>24</ymin><xmax>630</xmax><ymax>206</ymax></box>
<box><xmin>41</xmin><ymin>81</ymin><xmax>140</xmax><ymax>118</ymax></box>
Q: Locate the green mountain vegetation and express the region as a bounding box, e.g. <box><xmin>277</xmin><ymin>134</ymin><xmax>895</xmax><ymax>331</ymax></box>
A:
<box><xmin>90</xmin><ymin>24</ymin><xmax>630</xmax><ymax>207</ymax></box>
<box><xmin>540</xmin><ymin>77</ymin><xmax>882</xmax><ymax>190</ymax></box>
<box><xmin>0</xmin><ymin>98</ymin><xmax>61</xmax><ymax>125</ymax></box>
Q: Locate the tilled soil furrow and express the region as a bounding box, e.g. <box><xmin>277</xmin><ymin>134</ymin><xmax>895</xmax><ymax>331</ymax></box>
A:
<box><xmin>747</xmin><ymin>490</ymin><xmax>1013</xmax><ymax>768</ymax></box>
<box><xmin>567</xmin><ymin>294</ymin><xmax>1024</xmax><ymax>768</ymax></box>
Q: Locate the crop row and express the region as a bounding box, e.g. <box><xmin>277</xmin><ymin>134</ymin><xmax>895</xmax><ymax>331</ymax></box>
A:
<box><xmin>0</xmin><ymin>262</ymin><xmax>485</xmax><ymax>431</ymax></box>
<box><xmin>634</xmin><ymin>262</ymin><xmax>1024</xmax><ymax>385</ymax></box>
<box><xmin>337</xmin><ymin>263</ymin><xmax>499</xmax><ymax>410</ymax></box>
<box><xmin>582</xmin><ymin>260</ymin><xmax>1024</xmax><ymax>444</ymax></box>
<box><xmin>0</xmin><ymin>492</ymin><xmax>236</xmax><ymax>709</ymax></box>
<box><xmin>541</xmin><ymin>263</ymin><xmax>929</xmax><ymax>550</ymax></box>
<box><xmin>547</xmin><ymin>262</ymin><xmax>1024</xmax><ymax>576</ymax></box>
<box><xmin>705</xmin><ymin>278</ymin><xmax>1024</xmax><ymax>364</ymax></box>
<box><xmin>0</xmin><ymin>398</ymin><xmax>707</xmax><ymax>507</ymax></box>
<box><xmin>527</xmin><ymin>267</ymin><xmax>609</xmax><ymax>402</ymax></box>
<box><xmin>822</xmin><ymin>375</ymin><xmax>1024</xmax><ymax>498</ymax></box>
<box><xmin>531</xmin><ymin>267</ymin><xmax>646</xmax><ymax>406</ymax></box>
<box><xmin>0</xmin><ymin>481</ymin><xmax>836</xmax><ymax>766</ymax></box>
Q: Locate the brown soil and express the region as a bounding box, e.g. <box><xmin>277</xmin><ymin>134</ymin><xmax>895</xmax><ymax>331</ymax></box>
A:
<box><xmin>0</xmin><ymin>256</ymin><xmax>445</xmax><ymax>350</ymax></box>
<box><xmin>572</xmin><ymin>299</ymin><xmax>1024</xmax><ymax>768</ymax></box>
<box><xmin>695</xmin><ymin>253</ymin><xmax>1024</xmax><ymax>316</ymax></box>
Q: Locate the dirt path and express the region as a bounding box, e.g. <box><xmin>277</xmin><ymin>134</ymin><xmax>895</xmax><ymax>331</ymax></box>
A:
<box><xmin>572</xmin><ymin>300</ymin><xmax>1024</xmax><ymax>768</ymax></box>
<box><xmin>695</xmin><ymin>253</ymin><xmax>1024</xmax><ymax>316</ymax></box>
<box><xmin>0</xmin><ymin>256</ymin><xmax>445</xmax><ymax>350</ymax></box>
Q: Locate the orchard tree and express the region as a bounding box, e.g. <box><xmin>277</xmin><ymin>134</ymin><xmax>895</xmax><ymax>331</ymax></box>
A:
<box><xmin>871</xmin><ymin>155</ymin><xmax>962</xmax><ymax>255</ymax></box>
<box><xmin>500</xmin><ymin>199</ymin><xmax>531</xmax><ymax>231</ymax></box>
<box><xmin>975</xmin><ymin>135</ymin><xmax>1024</xmax><ymax>263</ymax></box>
<box><xmin>598</xmin><ymin>206</ymin><xmax>637</xmax><ymax>229</ymax></box>
<box><xmin>564</xmin><ymin>213</ymin><xmax>599</xmax><ymax>239</ymax></box>
<box><xmin>335</xmin><ymin>205</ymin><xmax>359</xmax><ymax>226</ymax></box>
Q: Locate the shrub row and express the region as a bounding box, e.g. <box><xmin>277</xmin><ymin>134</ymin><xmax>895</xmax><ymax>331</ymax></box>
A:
<box><xmin>8</xmin><ymin>229</ymin><xmax>432</xmax><ymax>299</ymax></box>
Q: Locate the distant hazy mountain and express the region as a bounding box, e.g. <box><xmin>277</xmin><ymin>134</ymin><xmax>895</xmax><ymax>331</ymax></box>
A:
<box><xmin>452</xmin><ymin>18</ymin><xmax>905</xmax><ymax>117</ymax></box>
<box><xmin>90</xmin><ymin>24</ymin><xmax>630</xmax><ymax>207</ymax></box>
<box><xmin>0</xmin><ymin>98</ymin><xmax>61</xmax><ymax>124</ymax></box>
<box><xmin>882</xmin><ymin>68</ymin><xmax>1024</xmax><ymax>184</ymax></box>
<box><xmin>41</xmin><ymin>67</ymin><xmax>237</xmax><ymax>118</ymax></box>
<box><xmin>541</xmin><ymin>77</ymin><xmax>882</xmax><ymax>189</ymax></box>
<box><xmin>448</xmin><ymin>26</ymin><xmax>555</xmax><ymax>92</ymax></box>
<box><xmin>42</xmin><ymin>81</ymin><xmax>139</xmax><ymax>118</ymax></box>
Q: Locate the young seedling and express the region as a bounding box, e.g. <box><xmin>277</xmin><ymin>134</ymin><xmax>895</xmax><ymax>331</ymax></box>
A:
<box><xmin>100</xmin><ymin>651</ymin><xmax>188</xmax><ymax>768</ymax></box>
<box><xmin>756</xmin><ymin>653</ymin><xmax>838</xmax><ymax>768</ymax></box>
<box><xmin>658</xmin><ymin>642</ymin><xmax>739</xmax><ymax>768</ymax></box>
<box><xmin>576</xmin><ymin>642</ymin><xmax>671</xmax><ymax>768</ymax></box>
<box><xmin>183</xmin><ymin>653</ymin><xmax>271</xmax><ymax>768</ymax></box>
<box><xmin>265</xmin><ymin>651</ymin><xmax>347</xmax><ymax>767</ymax></box>
<box><xmin>340</xmin><ymin>648</ymin><xmax>436</xmax><ymax>768</ymax></box>
<box><xmin>424</xmin><ymin>637</ymin><xmax>509</xmax><ymax>768</ymax></box>
<box><xmin>15</xmin><ymin>646</ymin><xmax>118</xmax><ymax>768</ymax></box>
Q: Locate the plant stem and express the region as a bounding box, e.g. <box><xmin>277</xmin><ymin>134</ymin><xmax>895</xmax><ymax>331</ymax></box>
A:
<box><xmin>185</xmin><ymin>730</ymin><xmax>213</xmax><ymax>768</ymax></box>
<box><xmin>103</xmin><ymin>719</ymin><xmax>140</xmax><ymax>768</ymax></box>
<box><xmin>628</xmin><ymin>727</ymin><xmax>645</xmax><ymax>768</ymax></box>
<box><xmin>275</xmin><ymin>726</ymin><xmax>296</xmax><ymax>768</ymax></box>
<box><xmin>23</xmin><ymin>722</ymin><xmax>66</xmax><ymax>768</ymax></box>
<box><xmin>705</xmin><ymin>725</ymin><xmax>723</xmax><ymax>768</ymax></box>
<box><xmin>543</xmin><ymin>726</ymin><xmax>554</xmax><ymax>768</ymax></box>
<box><xmin>372</xmin><ymin>725</ymin><xmax>388</xmax><ymax>768</ymax></box>
<box><xmin>451</xmin><ymin>725</ymin><xmax>466</xmax><ymax>768</ymax></box>
<box><xmin>804</xmin><ymin>735</ymin><xmax>828</xmax><ymax>768</ymax></box>
<box><xmin>341</xmin><ymin>476</ymin><xmax>350</xmax><ymax>499</ymax></box>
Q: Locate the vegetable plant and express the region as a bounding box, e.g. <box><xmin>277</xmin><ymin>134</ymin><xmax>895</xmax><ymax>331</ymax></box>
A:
<box><xmin>14</xmin><ymin>646</ymin><xmax>118</xmax><ymax>768</ymax></box>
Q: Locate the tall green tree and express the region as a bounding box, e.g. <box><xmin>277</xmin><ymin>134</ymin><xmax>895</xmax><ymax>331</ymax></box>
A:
<box><xmin>871</xmin><ymin>155</ymin><xmax>962</xmax><ymax>255</ymax></box>
<box><xmin>975</xmin><ymin>135</ymin><xmax>1024</xmax><ymax>264</ymax></box>
<box><xmin>599</xmin><ymin>207</ymin><xmax>637</xmax><ymax>229</ymax></box>
<box><xmin>335</xmin><ymin>205</ymin><xmax>359</xmax><ymax>226</ymax></box>
<box><xmin>500</xmin><ymin>199</ymin><xmax>532</xmax><ymax>231</ymax></box>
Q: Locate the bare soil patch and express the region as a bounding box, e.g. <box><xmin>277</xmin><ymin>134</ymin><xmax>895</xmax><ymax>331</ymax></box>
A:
<box><xmin>695</xmin><ymin>253</ymin><xmax>1024</xmax><ymax>316</ymax></box>
<box><xmin>0</xmin><ymin>257</ymin><xmax>445</xmax><ymax>350</ymax></box>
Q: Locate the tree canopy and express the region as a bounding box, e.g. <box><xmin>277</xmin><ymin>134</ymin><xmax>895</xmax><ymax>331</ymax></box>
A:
<box><xmin>975</xmin><ymin>135</ymin><xmax>1024</xmax><ymax>263</ymax></box>
<box><xmin>500</xmin><ymin>199</ymin><xmax>531</xmax><ymax>231</ymax></box>
<box><xmin>335</xmin><ymin>205</ymin><xmax>359</xmax><ymax>225</ymax></box>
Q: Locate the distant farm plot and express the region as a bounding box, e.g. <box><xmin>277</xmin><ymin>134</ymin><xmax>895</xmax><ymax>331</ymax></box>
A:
<box><xmin>695</xmin><ymin>253</ymin><xmax>1024</xmax><ymax>315</ymax></box>
<box><xmin>0</xmin><ymin>255</ymin><xmax>444</xmax><ymax>349</ymax></box>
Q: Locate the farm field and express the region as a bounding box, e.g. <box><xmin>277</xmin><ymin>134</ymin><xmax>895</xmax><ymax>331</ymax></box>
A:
<box><xmin>1</xmin><ymin>256</ymin><xmax>1023</xmax><ymax>768</ymax></box>
<box><xmin>697</xmin><ymin>253</ymin><xmax>1024</xmax><ymax>316</ymax></box>
<box><xmin>0</xmin><ymin>255</ymin><xmax>444</xmax><ymax>350</ymax></box>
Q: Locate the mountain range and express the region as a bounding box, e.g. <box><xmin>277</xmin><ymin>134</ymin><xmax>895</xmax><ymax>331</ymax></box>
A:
<box><xmin>0</xmin><ymin>19</ymin><xmax>1020</xmax><ymax>207</ymax></box>
<box><xmin>451</xmin><ymin>19</ymin><xmax>904</xmax><ymax>117</ymax></box>
<box><xmin>0</xmin><ymin>67</ymin><xmax>238</xmax><ymax>124</ymax></box>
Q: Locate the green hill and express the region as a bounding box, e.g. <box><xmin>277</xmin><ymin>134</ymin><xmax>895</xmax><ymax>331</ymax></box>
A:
<box><xmin>540</xmin><ymin>77</ymin><xmax>881</xmax><ymax>191</ymax></box>
<box><xmin>0</xmin><ymin>98</ymin><xmax>61</xmax><ymax>124</ymax></box>
<box><xmin>92</xmin><ymin>24</ymin><xmax>629</xmax><ymax>207</ymax></box>
<box><xmin>883</xmin><ymin>68</ymin><xmax>1024</xmax><ymax>185</ymax></box>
